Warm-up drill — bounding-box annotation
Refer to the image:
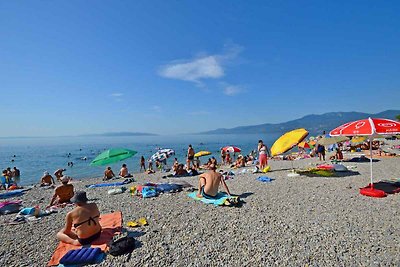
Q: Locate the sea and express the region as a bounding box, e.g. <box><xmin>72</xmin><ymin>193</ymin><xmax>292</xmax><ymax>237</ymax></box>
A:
<box><xmin>0</xmin><ymin>134</ymin><xmax>281</xmax><ymax>186</ymax></box>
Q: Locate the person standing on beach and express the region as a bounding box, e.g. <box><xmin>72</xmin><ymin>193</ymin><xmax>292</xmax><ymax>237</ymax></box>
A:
<box><xmin>140</xmin><ymin>156</ymin><xmax>146</xmax><ymax>171</ymax></box>
<box><xmin>196</xmin><ymin>164</ymin><xmax>231</xmax><ymax>198</ymax></box>
<box><xmin>57</xmin><ymin>191</ymin><xmax>102</xmax><ymax>246</ymax></box>
<box><xmin>258</xmin><ymin>140</ymin><xmax>269</xmax><ymax>170</ymax></box>
<box><xmin>220</xmin><ymin>148</ymin><xmax>226</xmax><ymax>165</ymax></box>
<box><xmin>317</xmin><ymin>143</ymin><xmax>326</xmax><ymax>161</ymax></box>
<box><xmin>12</xmin><ymin>167</ymin><xmax>20</xmax><ymax>178</ymax></box>
<box><xmin>54</xmin><ymin>168</ymin><xmax>66</xmax><ymax>183</ymax></box>
<box><xmin>186</xmin><ymin>144</ymin><xmax>195</xmax><ymax>170</ymax></box>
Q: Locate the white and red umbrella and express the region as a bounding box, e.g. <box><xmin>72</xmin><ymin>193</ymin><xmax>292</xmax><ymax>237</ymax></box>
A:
<box><xmin>330</xmin><ymin>117</ymin><xmax>400</xmax><ymax>197</ymax></box>
<box><xmin>222</xmin><ymin>146</ymin><xmax>241</xmax><ymax>153</ymax></box>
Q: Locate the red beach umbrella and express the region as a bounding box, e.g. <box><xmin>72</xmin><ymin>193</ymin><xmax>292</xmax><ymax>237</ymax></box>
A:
<box><xmin>330</xmin><ymin>117</ymin><xmax>400</xmax><ymax>197</ymax></box>
<box><xmin>297</xmin><ymin>141</ymin><xmax>311</xmax><ymax>149</ymax></box>
<box><xmin>222</xmin><ymin>146</ymin><xmax>241</xmax><ymax>153</ymax></box>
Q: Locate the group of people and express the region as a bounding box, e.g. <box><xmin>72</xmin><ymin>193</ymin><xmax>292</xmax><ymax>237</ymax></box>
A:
<box><xmin>52</xmin><ymin>141</ymin><xmax>267</xmax><ymax>246</ymax></box>
<box><xmin>103</xmin><ymin>164</ymin><xmax>133</xmax><ymax>181</ymax></box>
<box><xmin>1</xmin><ymin>166</ymin><xmax>20</xmax><ymax>189</ymax></box>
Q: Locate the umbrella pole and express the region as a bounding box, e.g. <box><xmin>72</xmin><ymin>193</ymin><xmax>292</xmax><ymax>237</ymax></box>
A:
<box><xmin>369</xmin><ymin>139</ymin><xmax>373</xmax><ymax>189</ymax></box>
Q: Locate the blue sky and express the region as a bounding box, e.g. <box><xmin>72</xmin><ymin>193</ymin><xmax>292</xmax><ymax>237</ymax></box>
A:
<box><xmin>1</xmin><ymin>1</ymin><xmax>399</xmax><ymax>136</ymax></box>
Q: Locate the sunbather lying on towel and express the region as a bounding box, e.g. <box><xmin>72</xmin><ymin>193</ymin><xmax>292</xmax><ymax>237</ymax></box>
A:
<box><xmin>57</xmin><ymin>191</ymin><xmax>102</xmax><ymax>246</ymax></box>
<box><xmin>196</xmin><ymin>164</ymin><xmax>231</xmax><ymax>199</ymax></box>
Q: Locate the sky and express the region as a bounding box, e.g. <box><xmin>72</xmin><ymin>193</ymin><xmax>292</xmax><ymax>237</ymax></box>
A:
<box><xmin>1</xmin><ymin>1</ymin><xmax>399</xmax><ymax>136</ymax></box>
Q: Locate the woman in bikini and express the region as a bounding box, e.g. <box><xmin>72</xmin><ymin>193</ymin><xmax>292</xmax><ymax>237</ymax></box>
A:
<box><xmin>57</xmin><ymin>191</ymin><xmax>102</xmax><ymax>246</ymax></box>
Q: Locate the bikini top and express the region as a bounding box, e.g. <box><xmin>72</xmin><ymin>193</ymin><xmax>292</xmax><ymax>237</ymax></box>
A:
<box><xmin>73</xmin><ymin>215</ymin><xmax>100</xmax><ymax>228</ymax></box>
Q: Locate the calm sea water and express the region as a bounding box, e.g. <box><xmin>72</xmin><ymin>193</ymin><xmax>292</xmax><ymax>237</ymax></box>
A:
<box><xmin>0</xmin><ymin>134</ymin><xmax>281</xmax><ymax>186</ymax></box>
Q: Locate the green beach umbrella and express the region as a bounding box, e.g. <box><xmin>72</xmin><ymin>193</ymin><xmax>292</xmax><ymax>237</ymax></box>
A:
<box><xmin>90</xmin><ymin>148</ymin><xmax>137</xmax><ymax>166</ymax></box>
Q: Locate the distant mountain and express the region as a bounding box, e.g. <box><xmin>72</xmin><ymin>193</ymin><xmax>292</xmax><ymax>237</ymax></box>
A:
<box><xmin>199</xmin><ymin>110</ymin><xmax>400</xmax><ymax>135</ymax></box>
<box><xmin>81</xmin><ymin>132</ymin><xmax>158</xmax><ymax>137</ymax></box>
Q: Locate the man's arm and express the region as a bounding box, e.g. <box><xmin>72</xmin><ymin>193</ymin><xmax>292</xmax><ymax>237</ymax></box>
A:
<box><xmin>220</xmin><ymin>176</ymin><xmax>231</xmax><ymax>196</ymax></box>
<box><xmin>49</xmin><ymin>191</ymin><xmax>57</xmax><ymax>207</ymax></box>
<box><xmin>196</xmin><ymin>174</ymin><xmax>206</xmax><ymax>197</ymax></box>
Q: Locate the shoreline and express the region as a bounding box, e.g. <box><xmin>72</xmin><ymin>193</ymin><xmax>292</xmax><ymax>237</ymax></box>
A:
<box><xmin>1</xmin><ymin>149</ymin><xmax>400</xmax><ymax>265</ymax></box>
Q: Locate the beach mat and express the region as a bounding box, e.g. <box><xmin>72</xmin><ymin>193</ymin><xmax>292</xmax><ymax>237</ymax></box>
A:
<box><xmin>48</xmin><ymin>211</ymin><xmax>122</xmax><ymax>266</ymax></box>
<box><xmin>85</xmin><ymin>178</ymin><xmax>133</xmax><ymax>188</ymax></box>
<box><xmin>0</xmin><ymin>186</ymin><xmax>33</xmax><ymax>199</ymax></box>
<box><xmin>187</xmin><ymin>191</ymin><xmax>229</xmax><ymax>206</ymax></box>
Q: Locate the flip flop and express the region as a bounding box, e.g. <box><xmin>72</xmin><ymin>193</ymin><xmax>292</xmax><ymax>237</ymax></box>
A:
<box><xmin>126</xmin><ymin>221</ymin><xmax>139</xmax><ymax>227</ymax></box>
<box><xmin>137</xmin><ymin>217</ymin><xmax>148</xmax><ymax>226</ymax></box>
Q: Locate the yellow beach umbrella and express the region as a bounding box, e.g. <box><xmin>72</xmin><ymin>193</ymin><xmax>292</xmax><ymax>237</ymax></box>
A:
<box><xmin>271</xmin><ymin>128</ymin><xmax>309</xmax><ymax>156</ymax></box>
<box><xmin>194</xmin><ymin>151</ymin><xmax>212</xmax><ymax>158</ymax></box>
<box><xmin>351</xmin><ymin>136</ymin><xmax>367</xmax><ymax>145</ymax></box>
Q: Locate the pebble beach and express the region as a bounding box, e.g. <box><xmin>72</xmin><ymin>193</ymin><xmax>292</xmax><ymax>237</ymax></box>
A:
<box><xmin>1</xmin><ymin>152</ymin><xmax>400</xmax><ymax>266</ymax></box>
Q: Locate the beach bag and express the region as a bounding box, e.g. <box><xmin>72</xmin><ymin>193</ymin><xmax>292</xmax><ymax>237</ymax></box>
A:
<box><xmin>109</xmin><ymin>234</ymin><xmax>136</xmax><ymax>256</ymax></box>
<box><xmin>141</xmin><ymin>186</ymin><xmax>157</xmax><ymax>198</ymax></box>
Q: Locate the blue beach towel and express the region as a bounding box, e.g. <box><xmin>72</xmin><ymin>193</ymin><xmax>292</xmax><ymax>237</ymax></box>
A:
<box><xmin>86</xmin><ymin>178</ymin><xmax>134</xmax><ymax>188</ymax></box>
<box><xmin>187</xmin><ymin>191</ymin><xmax>229</xmax><ymax>206</ymax></box>
<box><xmin>257</xmin><ymin>176</ymin><xmax>274</xmax><ymax>183</ymax></box>
<box><xmin>155</xmin><ymin>183</ymin><xmax>182</xmax><ymax>193</ymax></box>
<box><xmin>0</xmin><ymin>190</ymin><xmax>25</xmax><ymax>199</ymax></box>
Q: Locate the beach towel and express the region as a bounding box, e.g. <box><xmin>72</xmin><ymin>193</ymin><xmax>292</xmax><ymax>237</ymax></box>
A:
<box><xmin>48</xmin><ymin>211</ymin><xmax>122</xmax><ymax>266</ymax></box>
<box><xmin>85</xmin><ymin>178</ymin><xmax>134</xmax><ymax>188</ymax></box>
<box><xmin>187</xmin><ymin>191</ymin><xmax>229</xmax><ymax>206</ymax></box>
<box><xmin>0</xmin><ymin>190</ymin><xmax>25</xmax><ymax>199</ymax></box>
<box><xmin>257</xmin><ymin>176</ymin><xmax>274</xmax><ymax>183</ymax></box>
<box><xmin>155</xmin><ymin>183</ymin><xmax>182</xmax><ymax>193</ymax></box>
<box><xmin>0</xmin><ymin>200</ymin><xmax>22</xmax><ymax>215</ymax></box>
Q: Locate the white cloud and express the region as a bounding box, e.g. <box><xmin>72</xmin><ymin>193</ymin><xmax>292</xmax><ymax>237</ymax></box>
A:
<box><xmin>158</xmin><ymin>43</ymin><xmax>243</xmax><ymax>84</ymax></box>
<box><xmin>159</xmin><ymin>56</ymin><xmax>223</xmax><ymax>82</ymax></box>
<box><xmin>223</xmin><ymin>85</ymin><xmax>243</xmax><ymax>96</ymax></box>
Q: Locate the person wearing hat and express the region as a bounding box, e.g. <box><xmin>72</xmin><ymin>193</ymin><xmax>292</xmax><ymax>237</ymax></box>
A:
<box><xmin>48</xmin><ymin>176</ymin><xmax>74</xmax><ymax>207</ymax></box>
<box><xmin>54</xmin><ymin>168</ymin><xmax>67</xmax><ymax>183</ymax></box>
<box><xmin>57</xmin><ymin>191</ymin><xmax>102</xmax><ymax>246</ymax></box>
<box><xmin>40</xmin><ymin>171</ymin><xmax>55</xmax><ymax>187</ymax></box>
